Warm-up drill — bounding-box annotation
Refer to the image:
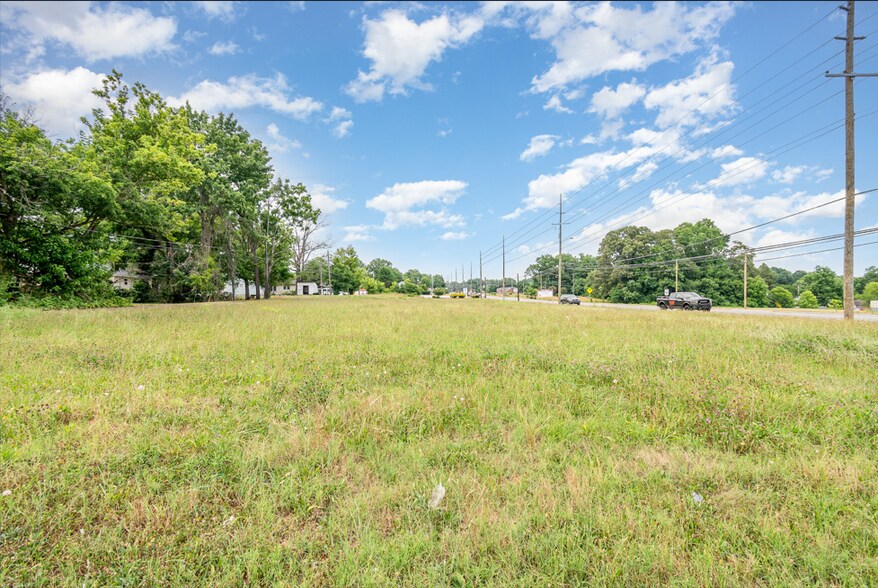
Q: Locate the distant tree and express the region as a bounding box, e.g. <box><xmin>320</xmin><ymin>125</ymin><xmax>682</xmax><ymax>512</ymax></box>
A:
<box><xmin>827</xmin><ymin>299</ymin><xmax>843</xmax><ymax>310</ymax></box>
<box><xmin>795</xmin><ymin>266</ymin><xmax>842</xmax><ymax>306</ymax></box>
<box><xmin>855</xmin><ymin>266</ymin><xmax>878</xmax><ymax>294</ymax></box>
<box><xmin>798</xmin><ymin>290</ymin><xmax>818</xmax><ymax>309</ymax></box>
<box><xmin>367</xmin><ymin>258</ymin><xmax>403</xmax><ymax>288</ymax></box>
<box><xmin>861</xmin><ymin>281</ymin><xmax>878</xmax><ymax>302</ymax></box>
<box><xmin>359</xmin><ymin>276</ymin><xmax>385</xmax><ymax>294</ymax></box>
<box><xmin>330</xmin><ymin>246</ymin><xmax>364</xmax><ymax>294</ymax></box>
<box><xmin>291</xmin><ymin>212</ymin><xmax>331</xmax><ymax>282</ymax></box>
<box><xmin>769</xmin><ymin>286</ymin><xmax>794</xmax><ymax>308</ymax></box>
<box><xmin>756</xmin><ymin>263</ymin><xmax>777</xmax><ymax>289</ymax></box>
<box><xmin>747</xmin><ymin>276</ymin><xmax>769</xmax><ymax>307</ymax></box>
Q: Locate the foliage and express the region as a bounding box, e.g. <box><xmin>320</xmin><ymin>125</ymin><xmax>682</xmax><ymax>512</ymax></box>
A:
<box><xmin>330</xmin><ymin>246</ymin><xmax>365</xmax><ymax>294</ymax></box>
<box><xmin>367</xmin><ymin>258</ymin><xmax>403</xmax><ymax>289</ymax></box>
<box><xmin>747</xmin><ymin>276</ymin><xmax>769</xmax><ymax>307</ymax></box>
<box><xmin>797</xmin><ymin>290</ymin><xmax>818</xmax><ymax>309</ymax></box>
<box><xmin>1</xmin><ymin>104</ymin><xmax>118</xmax><ymax>302</ymax></box>
<box><xmin>769</xmin><ymin>286</ymin><xmax>795</xmax><ymax>308</ymax></box>
<box><xmin>828</xmin><ymin>299</ymin><xmax>843</xmax><ymax>310</ymax></box>
<box><xmin>860</xmin><ymin>281</ymin><xmax>878</xmax><ymax>303</ymax></box>
<box><xmin>854</xmin><ymin>266</ymin><xmax>878</xmax><ymax>295</ymax></box>
<box><xmin>794</xmin><ymin>266</ymin><xmax>842</xmax><ymax>306</ymax></box>
<box><xmin>432</xmin><ymin>287</ymin><xmax>447</xmax><ymax>296</ymax></box>
<box><xmin>359</xmin><ymin>276</ymin><xmax>385</xmax><ymax>294</ymax></box>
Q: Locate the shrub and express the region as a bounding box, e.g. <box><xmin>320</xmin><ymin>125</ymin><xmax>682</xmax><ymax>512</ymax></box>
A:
<box><xmin>433</xmin><ymin>287</ymin><xmax>447</xmax><ymax>296</ymax></box>
<box><xmin>769</xmin><ymin>286</ymin><xmax>794</xmax><ymax>308</ymax></box>
<box><xmin>827</xmin><ymin>299</ymin><xmax>843</xmax><ymax>310</ymax></box>
<box><xmin>450</xmin><ymin>292</ymin><xmax>465</xmax><ymax>299</ymax></box>
<box><xmin>797</xmin><ymin>290</ymin><xmax>818</xmax><ymax>309</ymax></box>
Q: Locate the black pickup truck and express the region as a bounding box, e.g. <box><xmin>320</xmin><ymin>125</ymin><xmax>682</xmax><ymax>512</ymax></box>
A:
<box><xmin>656</xmin><ymin>291</ymin><xmax>712</xmax><ymax>311</ymax></box>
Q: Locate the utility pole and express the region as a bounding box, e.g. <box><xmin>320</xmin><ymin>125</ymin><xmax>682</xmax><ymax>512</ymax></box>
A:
<box><xmin>675</xmin><ymin>260</ymin><xmax>679</xmax><ymax>293</ymax></box>
<box><xmin>553</xmin><ymin>194</ymin><xmax>569</xmax><ymax>303</ymax></box>
<box><xmin>517</xmin><ymin>273</ymin><xmax>520</xmax><ymax>302</ymax></box>
<box><xmin>826</xmin><ymin>0</ymin><xmax>875</xmax><ymax>320</ymax></box>
<box><xmin>469</xmin><ymin>262</ymin><xmax>473</xmax><ymax>295</ymax></box>
<box><xmin>327</xmin><ymin>251</ymin><xmax>332</xmax><ymax>295</ymax></box>
<box><xmin>479</xmin><ymin>251</ymin><xmax>483</xmax><ymax>299</ymax></box>
<box><xmin>743</xmin><ymin>252</ymin><xmax>748</xmax><ymax>309</ymax></box>
<box><xmin>502</xmin><ymin>235</ymin><xmax>506</xmax><ymax>301</ymax></box>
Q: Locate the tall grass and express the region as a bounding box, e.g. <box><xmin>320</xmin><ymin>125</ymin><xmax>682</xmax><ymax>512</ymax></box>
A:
<box><xmin>1</xmin><ymin>297</ymin><xmax>876</xmax><ymax>586</ymax></box>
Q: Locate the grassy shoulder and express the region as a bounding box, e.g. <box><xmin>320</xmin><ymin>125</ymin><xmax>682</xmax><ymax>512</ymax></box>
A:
<box><xmin>1</xmin><ymin>297</ymin><xmax>876</xmax><ymax>586</ymax></box>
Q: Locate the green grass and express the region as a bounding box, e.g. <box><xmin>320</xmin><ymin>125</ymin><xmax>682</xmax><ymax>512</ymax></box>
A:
<box><xmin>1</xmin><ymin>296</ymin><xmax>876</xmax><ymax>586</ymax></box>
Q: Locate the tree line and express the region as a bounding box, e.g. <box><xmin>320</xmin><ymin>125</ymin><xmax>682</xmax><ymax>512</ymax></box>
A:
<box><xmin>520</xmin><ymin>219</ymin><xmax>878</xmax><ymax>308</ymax></box>
<box><xmin>1</xmin><ymin>72</ymin><xmax>324</xmax><ymax>306</ymax></box>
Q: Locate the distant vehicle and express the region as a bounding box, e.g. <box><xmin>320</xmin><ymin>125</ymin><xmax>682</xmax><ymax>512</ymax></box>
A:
<box><xmin>657</xmin><ymin>291</ymin><xmax>712</xmax><ymax>311</ymax></box>
<box><xmin>560</xmin><ymin>294</ymin><xmax>580</xmax><ymax>305</ymax></box>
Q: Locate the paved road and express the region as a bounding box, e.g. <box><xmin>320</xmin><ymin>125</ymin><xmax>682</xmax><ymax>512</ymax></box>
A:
<box><xmin>470</xmin><ymin>296</ymin><xmax>878</xmax><ymax>322</ymax></box>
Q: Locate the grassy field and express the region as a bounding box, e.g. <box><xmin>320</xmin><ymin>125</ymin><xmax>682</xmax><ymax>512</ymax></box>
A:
<box><xmin>1</xmin><ymin>296</ymin><xmax>876</xmax><ymax>586</ymax></box>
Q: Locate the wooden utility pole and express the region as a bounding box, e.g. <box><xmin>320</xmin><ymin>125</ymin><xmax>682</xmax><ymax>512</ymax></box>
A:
<box><xmin>675</xmin><ymin>260</ymin><xmax>679</xmax><ymax>293</ymax></box>
<box><xmin>553</xmin><ymin>194</ymin><xmax>569</xmax><ymax>303</ymax></box>
<box><xmin>502</xmin><ymin>235</ymin><xmax>506</xmax><ymax>301</ymax></box>
<box><xmin>479</xmin><ymin>251</ymin><xmax>483</xmax><ymax>299</ymax></box>
<box><xmin>744</xmin><ymin>252</ymin><xmax>748</xmax><ymax>309</ymax></box>
<box><xmin>826</xmin><ymin>0</ymin><xmax>875</xmax><ymax>319</ymax></box>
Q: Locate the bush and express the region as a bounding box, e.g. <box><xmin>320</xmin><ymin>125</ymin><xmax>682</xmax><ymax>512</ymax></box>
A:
<box><xmin>769</xmin><ymin>286</ymin><xmax>794</xmax><ymax>308</ymax></box>
<box><xmin>828</xmin><ymin>299</ymin><xmax>843</xmax><ymax>310</ymax></box>
<box><xmin>433</xmin><ymin>287</ymin><xmax>447</xmax><ymax>296</ymax></box>
<box><xmin>450</xmin><ymin>292</ymin><xmax>465</xmax><ymax>299</ymax></box>
<box><xmin>12</xmin><ymin>295</ymin><xmax>133</xmax><ymax>310</ymax></box>
<box><xmin>798</xmin><ymin>290</ymin><xmax>818</xmax><ymax>309</ymax></box>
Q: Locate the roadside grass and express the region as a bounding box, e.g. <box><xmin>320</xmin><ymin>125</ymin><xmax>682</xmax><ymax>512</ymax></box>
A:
<box><xmin>1</xmin><ymin>296</ymin><xmax>876</xmax><ymax>586</ymax></box>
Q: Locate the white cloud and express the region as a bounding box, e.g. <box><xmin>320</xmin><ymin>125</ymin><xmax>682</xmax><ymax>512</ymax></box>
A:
<box><xmin>209</xmin><ymin>41</ymin><xmax>240</xmax><ymax>56</ymax></box>
<box><xmin>753</xmin><ymin>189</ymin><xmax>865</xmax><ymax>222</ymax></box>
<box><xmin>265</xmin><ymin>123</ymin><xmax>301</xmax><ymax>154</ymax></box>
<box><xmin>520</xmin><ymin>134</ymin><xmax>559</xmax><ymax>162</ymax></box>
<box><xmin>169</xmin><ymin>74</ymin><xmax>323</xmax><ymax>120</ymax></box>
<box><xmin>2</xmin><ymin>1</ymin><xmax>176</xmax><ymax>61</ymax></box>
<box><xmin>441</xmin><ymin>231</ymin><xmax>470</xmax><ymax>241</ymax></box>
<box><xmin>580</xmin><ymin>134</ymin><xmax>598</xmax><ymax>145</ymax></box>
<box><xmin>755</xmin><ymin>228</ymin><xmax>817</xmax><ymax>249</ymax></box>
<box><xmin>333</xmin><ymin>120</ymin><xmax>354</xmax><ymax>138</ymax></box>
<box><xmin>544</xmin><ymin>94</ymin><xmax>573</xmax><ymax>114</ymax></box>
<box><xmin>771</xmin><ymin>165</ymin><xmax>834</xmax><ymax>185</ymax></box>
<box><xmin>507</xmin><ymin>143</ymin><xmax>661</xmax><ymax>218</ymax></box>
<box><xmin>3</xmin><ymin>67</ymin><xmax>105</xmax><ymax>138</ymax></box>
<box><xmin>590</xmin><ymin>80</ymin><xmax>645</xmax><ymax>119</ymax></box>
<box><xmin>309</xmin><ymin>184</ymin><xmax>349</xmax><ymax>215</ymax></box>
<box><xmin>345</xmin><ymin>9</ymin><xmax>484</xmax><ymax>102</ymax></box>
<box><xmin>528</xmin><ymin>1</ymin><xmax>735</xmax><ymax>93</ymax></box>
<box><xmin>367</xmin><ymin>180</ymin><xmax>467</xmax><ymax>229</ymax></box>
<box><xmin>711</xmin><ymin>145</ymin><xmax>743</xmax><ymax>159</ymax></box>
<box><xmin>183</xmin><ymin>30</ymin><xmax>207</xmax><ymax>43</ymax></box>
<box><xmin>438</xmin><ymin>128</ymin><xmax>452</xmax><ymax>138</ymax></box>
<box><xmin>325</xmin><ymin>106</ymin><xmax>353</xmax><ymax>137</ymax></box>
<box><xmin>195</xmin><ymin>1</ymin><xmax>240</xmax><ymax>21</ymax></box>
<box><xmin>643</xmin><ymin>56</ymin><xmax>736</xmax><ymax>128</ymax></box>
<box><xmin>343</xmin><ymin>225</ymin><xmax>374</xmax><ymax>242</ymax></box>
<box><xmin>712</xmin><ymin>156</ymin><xmax>768</xmax><ymax>187</ymax></box>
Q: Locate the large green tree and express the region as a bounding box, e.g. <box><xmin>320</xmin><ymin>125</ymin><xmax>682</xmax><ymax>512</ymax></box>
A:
<box><xmin>330</xmin><ymin>246</ymin><xmax>365</xmax><ymax>294</ymax></box>
<box><xmin>795</xmin><ymin>266</ymin><xmax>842</xmax><ymax>306</ymax></box>
<box><xmin>0</xmin><ymin>104</ymin><xmax>118</xmax><ymax>300</ymax></box>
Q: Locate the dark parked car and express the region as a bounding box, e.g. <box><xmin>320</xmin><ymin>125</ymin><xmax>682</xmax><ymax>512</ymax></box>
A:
<box><xmin>656</xmin><ymin>291</ymin><xmax>712</xmax><ymax>311</ymax></box>
<box><xmin>560</xmin><ymin>294</ymin><xmax>580</xmax><ymax>305</ymax></box>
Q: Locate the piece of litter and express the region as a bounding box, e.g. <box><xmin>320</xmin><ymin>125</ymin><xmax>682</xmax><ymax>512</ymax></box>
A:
<box><xmin>222</xmin><ymin>515</ymin><xmax>236</xmax><ymax>527</ymax></box>
<box><xmin>136</xmin><ymin>385</ymin><xmax>144</xmax><ymax>391</ymax></box>
<box><xmin>1</xmin><ymin>489</ymin><xmax>11</xmax><ymax>496</ymax></box>
<box><xmin>692</xmin><ymin>491</ymin><xmax>704</xmax><ymax>504</ymax></box>
<box><xmin>428</xmin><ymin>483</ymin><xmax>446</xmax><ymax>509</ymax></box>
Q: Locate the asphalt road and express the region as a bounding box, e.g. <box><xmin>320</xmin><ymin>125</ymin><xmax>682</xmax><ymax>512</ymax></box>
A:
<box><xmin>465</xmin><ymin>295</ymin><xmax>878</xmax><ymax>322</ymax></box>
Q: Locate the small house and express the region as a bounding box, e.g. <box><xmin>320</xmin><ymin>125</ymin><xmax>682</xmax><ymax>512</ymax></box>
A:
<box><xmin>112</xmin><ymin>267</ymin><xmax>147</xmax><ymax>290</ymax></box>
<box><xmin>297</xmin><ymin>282</ymin><xmax>320</xmax><ymax>295</ymax></box>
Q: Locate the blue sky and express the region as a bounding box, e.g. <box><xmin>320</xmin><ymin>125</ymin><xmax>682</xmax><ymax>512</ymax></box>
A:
<box><xmin>2</xmin><ymin>1</ymin><xmax>877</xmax><ymax>279</ymax></box>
